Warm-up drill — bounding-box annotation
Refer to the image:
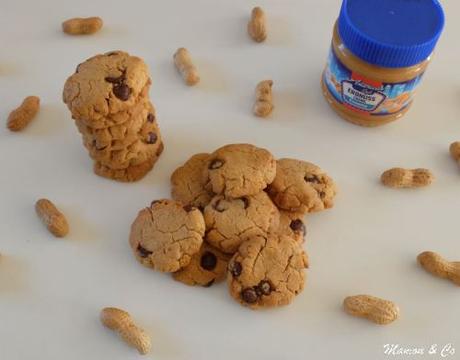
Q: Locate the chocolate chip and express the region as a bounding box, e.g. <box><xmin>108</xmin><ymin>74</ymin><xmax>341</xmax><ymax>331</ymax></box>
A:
<box><xmin>147</xmin><ymin>132</ymin><xmax>157</xmax><ymax>144</ymax></box>
<box><xmin>203</xmin><ymin>279</ymin><xmax>215</xmax><ymax>287</ymax></box>
<box><xmin>200</xmin><ymin>251</ymin><xmax>217</xmax><ymax>271</ymax></box>
<box><xmin>241</xmin><ymin>197</ymin><xmax>250</xmax><ymax>209</ymax></box>
<box><xmin>209</xmin><ymin>159</ymin><xmax>224</xmax><ymax>170</ymax></box>
<box><xmin>105</xmin><ymin>76</ymin><xmax>123</xmax><ymax>84</ymax></box>
<box><xmin>113</xmin><ymin>84</ymin><xmax>131</xmax><ymax>100</ymax></box>
<box><xmin>319</xmin><ymin>191</ymin><xmax>326</xmax><ymax>199</ymax></box>
<box><xmin>214</xmin><ymin>199</ymin><xmax>227</xmax><ymax>212</ymax></box>
<box><xmin>304</xmin><ymin>174</ymin><xmax>321</xmax><ymax>184</ymax></box>
<box><xmin>137</xmin><ymin>245</ymin><xmax>152</xmax><ymax>258</ymax></box>
<box><xmin>183</xmin><ymin>204</ymin><xmax>195</xmax><ymax>212</ymax></box>
<box><xmin>230</xmin><ymin>261</ymin><xmax>242</xmax><ymax>277</ymax></box>
<box><xmin>147</xmin><ymin>113</ymin><xmax>155</xmax><ymax>123</ymax></box>
<box><xmin>290</xmin><ymin>219</ymin><xmax>306</xmax><ymax>234</ymax></box>
<box><xmin>106</xmin><ymin>51</ymin><xmax>120</xmax><ymax>56</ymax></box>
<box><xmin>241</xmin><ymin>288</ymin><xmax>258</xmax><ymax>304</ymax></box>
<box><xmin>256</xmin><ymin>280</ymin><xmax>272</xmax><ymax>296</ymax></box>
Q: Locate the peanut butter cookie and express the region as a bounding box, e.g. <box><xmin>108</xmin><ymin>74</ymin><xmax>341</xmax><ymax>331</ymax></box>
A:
<box><xmin>63</xmin><ymin>50</ymin><xmax>151</xmax><ymax>121</ymax></box>
<box><xmin>94</xmin><ymin>143</ymin><xmax>163</xmax><ymax>182</ymax></box>
<box><xmin>129</xmin><ymin>199</ymin><xmax>205</xmax><ymax>272</ymax></box>
<box><xmin>204</xmin><ymin>192</ymin><xmax>279</xmax><ymax>254</ymax></box>
<box><xmin>203</xmin><ymin>144</ymin><xmax>276</xmax><ymax>198</ymax></box>
<box><xmin>227</xmin><ymin>234</ymin><xmax>308</xmax><ymax>309</ymax></box>
<box><xmin>267</xmin><ymin>158</ymin><xmax>336</xmax><ymax>213</ymax></box>
<box><xmin>171</xmin><ymin>153</ymin><xmax>213</xmax><ymax>210</ymax></box>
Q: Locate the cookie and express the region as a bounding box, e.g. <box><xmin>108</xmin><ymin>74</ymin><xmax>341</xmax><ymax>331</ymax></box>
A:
<box><xmin>171</xmin><ymin>153</ymin><xmax>214</xmax><ymax>210</ymax></box>
<box><xmin>203</xmin><ymin>144</ymin><xmax>276</xmax><ymax>198</ymax></box>
<box><xmin>172</xmin><ymin>242</ymin><xmax>230</xmax><ymax>287</ymax></box>
<box><xmin>82</xmin><ymin>124</ymin><xmax>163</xmax><ymax>170</ymax></box>
<box><xmin>94</xmin><ymin>144</ymin><xmax>163</xmax><ymax>182</ymax></box>
<box><xmin>227</xmin><ymin>234</ymin><xmax>308</xmax><ymax>309</ymax></box>
<box><xmin>129</xmin><ymin>199</ymin><xmax>205</xmax><ymax>272</ymax></box>
<box><xmin>267</xmin><ymin>158</ymin><xmax>336</xmax><ymax>213</ymax></box>
<box><xmin>63</xmin><ymin>50</ymin><xmax>151</xmax><ymax>121</ymax></box>
<box><xmin>274</xmin><ymin>211</ymin><xmax>307</xmax><ymax>244</ymax></box>
<box><xmin>204</xmin><ymin>192</ymin><xmax>279</xmax><ymax>254</ymax></box>
<box><xmin>76</xmin><ymin>101</ymin><xmax>162</xmax><ymax>170</ymax></box>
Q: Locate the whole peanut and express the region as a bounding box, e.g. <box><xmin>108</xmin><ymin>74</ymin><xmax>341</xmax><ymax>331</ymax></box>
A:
<box><xmin>62</xmin><ymin>17</ymin><xmax>103</xmax><ymax>35</ymax></box>
<box><xmin>100</xmin><ymin>307</ymin><xmax>151</xmax><ymax>355</ymax></box>
<box><xmin>254</xmin><ymin>80</ymin><xmax>274</xmax><ymax>117</ymax></box>
<box><xmin>173</xmin><ymin>48</ymin><xmax>200</xmax><ymax>86</ymax></box>
<box><xmin>35</xmin><ymin>199</ymin><xmax>69</xmax><ymax>238</ymax></box>
<box><xmin>248</xmin><ymin>7</ymin><xmax>267</xmax><ymax>42</ymax></box>
<box><xmin>343</xmin><ymin>295</ymin><xmax>399</xmax><ymax>325</ymax></box>
<box><xmin>417</xmin><ymin>251</ymin><xmax>460</xmax><ymax>286</ymax></box>
<box><xmin>7</xmin><ymin>96</ymin><xmax>40</xmax><ymax>132</ymax></box>
<box><xmin>381</xmin><ymin>168</ymin><xmax>434</xmax><ymax>188</ymax></box>
<box><xmin>449</xmin><ymin>142</ymin><xmax>460</xmax><ymax>165</ymax></box>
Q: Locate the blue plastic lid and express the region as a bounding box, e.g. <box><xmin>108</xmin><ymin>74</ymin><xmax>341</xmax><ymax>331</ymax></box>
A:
<box><xmin>338</xmin><ymin>0</ymin><xmax>445</xmax><ymax>68</ymax></box>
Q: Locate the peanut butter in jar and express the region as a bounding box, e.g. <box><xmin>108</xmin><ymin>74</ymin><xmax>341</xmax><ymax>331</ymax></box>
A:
<box><xmin>322</xmin><ymin>0</ymin><xmax>445</xmax><ymax>127</ymax></box>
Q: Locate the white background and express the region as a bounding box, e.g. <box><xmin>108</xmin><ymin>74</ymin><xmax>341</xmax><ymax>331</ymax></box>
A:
<box><xmin>1</xmin><ymin>0</ymin><xmax>459</xmax><ymax>359</ymax></box>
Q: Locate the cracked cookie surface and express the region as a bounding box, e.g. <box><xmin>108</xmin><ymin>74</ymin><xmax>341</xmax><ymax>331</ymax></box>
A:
<box><xmin>173</xmin><ymin>242</ymin><xmax>230</xmax><ymax>287</ymax></box>
<box><xmin>63</xmin><ymin>50</ymin><xmax>151</xmax><ymax>121</ymax></box>
<box><xmin>171</xmin><ymin>153</ymin><xmax>214</xmax><ymax>210</ymax></box>
<box><xmin>267</xmin><ymin>158</ymin><xmax>336</xmax><ymax>213</ymax></box>
<box><xmin>78</xmin><ymin>100</ymin><xmax>162</xmax><ymax>170</ymax></box>
<box><xmin>129</xmin><ymin>199</ymin><xmax>205</xmax><ymax>272</ymax></box>
<box><xmin>203</xmin><ymin>144</ymin><xmax>276</xmax><ymax>198</ymax></box>
<box><xmin>204</xmin><ymin>192</ymin><xmax>279</xmax><ymax>254</ymax></box>
<box><xmin>94</xmin><ymin>143</ymin><xmax>163</xmax><ymax>182</ymax></box>
<box><xmin>227</xmin><ymin>234</ymin><xmax>308</xmax><ymax>309</ymax></box>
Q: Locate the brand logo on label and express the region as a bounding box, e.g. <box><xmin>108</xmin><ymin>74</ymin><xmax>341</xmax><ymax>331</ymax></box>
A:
<box><xmin>341</xmin><ymin>80</ymin><xmax>386</xmax><ymax>112</ymax></box>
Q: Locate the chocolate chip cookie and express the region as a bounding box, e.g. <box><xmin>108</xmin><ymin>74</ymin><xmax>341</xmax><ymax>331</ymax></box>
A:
<box><xmin>63</xmin><ymin>50</ymin><xmax>151</xmax><ymax>121</ymax></box>
<box><xmin>129</xmin><ymin>199</ymin><xmax>205</xmax><ymax>272</ymax></box>
<box><xmin>78</xmin><ymin>102</ymin><xmax>163</xmax><ymax>170</ymax></box>
<box><xmin>171</xmin><ymin>153</ymin><xmax>213</xmax><ymax>209</ymax></box>
<box><xmin>204</xmin><ymin>192</ymin><xmax>279</xmax><ymax>254</ymax></box>
<box><xmin>94</xmin><ymin>143</ymin><xmax>163</xmax><ymax>182</ymax></box>
<box><xmin>267</xmin><ymin>158</ymin><xmax>337</xmax><ymax>213</ymax></box>
<box><xmin>275</xmin><ymin>211</ymin><xmax>307</xmax><ymax>244</ymax></box>
<box><xmin>227</xmin><ymin>234</ymin><xmax>308</xmax><ymax>309</ymax></box>
<box><xmin>203</xmin><ymin>144</ymin><xmax>276</xmax><ymax>198</ymax></box>
<box><xmin>173</xmin><ymin>242</ymin><xmax>230</xmax><ymax>287</ymax></box>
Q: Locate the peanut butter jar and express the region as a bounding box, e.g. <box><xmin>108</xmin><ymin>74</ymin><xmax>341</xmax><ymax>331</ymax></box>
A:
<box><xmin>322</xmin><ymin>0</ymin><xmax>445</xmax><ymax>127</ymax></box>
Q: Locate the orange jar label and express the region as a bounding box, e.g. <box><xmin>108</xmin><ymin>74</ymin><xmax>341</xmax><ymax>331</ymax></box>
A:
<box><xmin>323</xmin><ymin>47</ymin><xmax>425</xmax><ymax>116</ymax></box>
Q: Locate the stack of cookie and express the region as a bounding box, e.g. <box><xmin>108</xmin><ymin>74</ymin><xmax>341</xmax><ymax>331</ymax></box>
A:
<box><xmin>63</xmin><ymin>51</ymin><xmax>164</xmax><ymax>182</ymax></box>
<box><xmin>129</xmin><ymin>143</ymin><xmax>337</xmax><ymax>309</ymax></box>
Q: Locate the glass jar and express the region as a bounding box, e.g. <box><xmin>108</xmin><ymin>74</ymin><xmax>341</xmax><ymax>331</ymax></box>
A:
<box><xmin>322</xmin><ymin>0</ymin><xmax>445</xmax><ymax>127</ymax></box>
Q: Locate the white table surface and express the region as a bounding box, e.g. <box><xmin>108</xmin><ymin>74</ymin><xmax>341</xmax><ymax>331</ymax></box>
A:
<box><xmin>1</xmin><ymin>0</ymin><xmax>459</xmax><ymax>359</ymax></box>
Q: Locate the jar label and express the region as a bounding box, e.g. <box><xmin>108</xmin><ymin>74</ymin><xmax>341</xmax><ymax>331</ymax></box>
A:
<box><xmin>323</xmin><ymin>47</ymin><xmax>424</xmax><ymax>116</ymax></box>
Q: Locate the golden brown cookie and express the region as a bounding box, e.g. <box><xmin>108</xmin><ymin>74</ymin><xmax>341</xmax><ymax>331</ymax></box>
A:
<box><xmin>63</xmin><ymin>50</ymin><xmax>151</xmax><ymax>122</ymax></box>
<box><xmin>129</xmin><ymin>199</ymin><xmax>205</xmax><ymax>272</ymax></box>
<box><xmin>171</xmin><ymin>153</ymin><xmax>214</xmax><ymax>210</ymax></box>
<box><xmin>82</xmin><ymin>123</ymin><xmax>163</xmax><ymax>170</ymax></box>
<box><xmin>204</xmin><ymin>192</ymin><xmax>279</xmax><ymax>254</ymax></box>
<box><xmin>203</xmin><ymin>144</ymin><xmax>276</xmax><ymax>198</ymax></box>
<box><xmin>172</xmin><ymin>242</ymin><xmax>230</xmax><ymax>287</ymax></box>
<box><xmin>227</xmin><ymin>234</ymin><xmax>308</xmax><ymax>309</ymax></box>
<box><xmin>75</xmin><ymin>98</ymin><xmax>156</xmax><ymax>148</ymax></box>
<box><xmin>267</xmin><ymin>158</ymin><xmax>337</xmax><ymax>213</ymax></box>
<box><xmin>94</xmin><ymin>145</ymin><xmax>163</xmax><ymax>182</ymax></box>
<box><xmin>274</xmin><ymin>211</ymin><xmax>306</xmax><ymax>244</ymax></box>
